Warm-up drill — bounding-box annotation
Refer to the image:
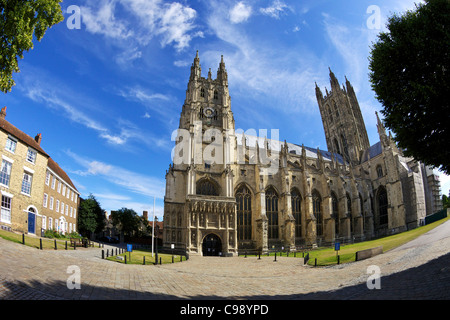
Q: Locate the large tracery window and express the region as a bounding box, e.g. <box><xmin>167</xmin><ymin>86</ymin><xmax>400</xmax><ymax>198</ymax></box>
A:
<box><xmin>331</xmin><ymin>192</ymin><xmax>339</xmax><ymax>237</ymax></box>
<box><xmin>347</xmin><ymin>193</ymin><xmax>353</xmax><ymax>234</ymax></box>
<box><xmin>236</xmin><ymin>185</ymin><xmax>252</xmax><ymax>241</ymax></box>
<box><xmin>196</xmin><ymin>179</ymin><xmax>218</xmax><ymax>196</ymax></box>
<box><xmin>291</xmin><ymin>189</ymin><xmax>302</xmax><ymax>238</ymax></box>
<box><xmin>312</xmin><ymin>190</ymin><xmax>323</xmax><ymax>237</ymax></box>
<box><xmin>378</xmin><ymin>186</ymin><xmax>388</xmax><ymax>226</ymax></box>
<box><xmin>265</xmin><ymin>187</ymin><xmax>279</xmax><ymax>239</ymax></box>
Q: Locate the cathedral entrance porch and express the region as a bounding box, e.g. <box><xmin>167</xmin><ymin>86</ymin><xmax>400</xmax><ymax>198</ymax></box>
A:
<box><xmin>202</xmin><ymin>233</ymin><xmax>222</xmax><ymax>256</ymax></box>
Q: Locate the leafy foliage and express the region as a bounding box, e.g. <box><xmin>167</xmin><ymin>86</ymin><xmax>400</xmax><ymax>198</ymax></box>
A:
<box><xmin>443</xmin><ymin>194</ymin><xmax>450</xmax><ymax>210</ymax></box>
<box><xmin>77</xmin><ymin>194</ymin><xmax>106</xmax><ymax>237</ymax></box>
<box><xmin>368</xmin><ymin>0</ymin><xmax>450</xmax><ymax>174</ymax></box>
<box><xmin>0</xmin><ymin>0</ymin><xmax>64</xmax><ymax>92</ymax></box>
<box><xmin>110</xmin><ymin>208</ymin><xmax>143</xmax><ymax>237</ymax></box>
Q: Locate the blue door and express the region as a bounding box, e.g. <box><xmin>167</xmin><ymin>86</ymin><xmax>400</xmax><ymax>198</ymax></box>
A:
<box><xmin>28</xmin><ymin>211</ymin><xmax>35</xmax><ymax>234</ymax></box>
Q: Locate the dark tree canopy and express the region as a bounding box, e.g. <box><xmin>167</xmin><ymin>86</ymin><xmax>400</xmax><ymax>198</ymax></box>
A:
<box><xmin>110</xmin><ymin>208</ymin><xmax>142</xmax><ymax>237</ymax></box>
<box><xmin>0</xmin><ymin>0</ymin><xmax>64</xmax><ymax>93</ymax></box>
<box><xmin>369</xmin><ymin>0</ymin><xmax>450</xmax><ymax>174</ymax></box>
<box><xmin>77</xmin><ymin>194</ymin><xmax>106</xmax><ymax>237</ymax></box>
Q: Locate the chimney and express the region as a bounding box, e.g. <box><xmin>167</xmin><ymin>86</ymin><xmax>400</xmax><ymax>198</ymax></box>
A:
<box><xmin>143</xmin><ymin>211</ymin><xmax>148</xmax><ymax>220</ymax></box>
<box><xmin>35</xmin><ymin>133</ymin><xmax>42</xmax><ymax>145</ymax></box>
<box><xmin>0</xmin><ymin>106</ymin><xmax>6</xmax><ymax>119</ymax></box>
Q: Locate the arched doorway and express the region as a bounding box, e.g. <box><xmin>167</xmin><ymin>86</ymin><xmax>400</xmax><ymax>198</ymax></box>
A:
<box><xmin>202</xmin><ymin>233</ymin><xmax>222</xmax><ymax>256</ymax></box>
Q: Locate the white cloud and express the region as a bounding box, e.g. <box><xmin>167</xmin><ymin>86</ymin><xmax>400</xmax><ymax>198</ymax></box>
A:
<box><xmin>173</xmin><ymin>59</ymin><xmax>191</xmax><ymax>67</ymax></box>
<box><xmin>229</xmin><ymin>2</ymin><xmax>252</xmax><ymax>24</ymax></box>
<box><xmin>260</xmin><ymin>0</ymin><xmax>290</xmax><ymax>19</ymax></box>
<box><xmin>81</xmin><ymin>0</ymin><xmax>133</xmax><ymax>40</ymax></box>
<box><xmin>67</xmin><ymin>151</ymin><xmax>166</xmax><ymax>199</ymax></box>
<box><xmin>157</xmin><ymin>2</ymin><xmax>203</xmax><ymax>51</ymax></box>
<box><xmin>205</xmin><ymin>1</ymin><xmax>327</xmax><ymax>116</ymax></box>
<box><xmin>83</xmin><ymin>0</ymin><xmax>204</xmax><ymax>52</ymax></box>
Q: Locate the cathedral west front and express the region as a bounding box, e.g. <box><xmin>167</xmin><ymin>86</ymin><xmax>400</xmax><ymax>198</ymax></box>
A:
<box><xmin>162</xmin><ymin>52</ymin><xmax>442</xmax><ymax>256</ymax></box>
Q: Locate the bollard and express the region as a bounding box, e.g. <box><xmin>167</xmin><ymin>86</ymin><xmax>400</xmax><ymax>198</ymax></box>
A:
<box><xmin>337</xmin><ymin>255</ymin><xmax>340</xmax><ymax>265</ymax></box>
<box><xmin>106</xmin><ymin>249</ymin><xmax>109</xmax><ymax>258</ymax></box>
<box><xmin>39</xmin><ymin>238</ymin><xmax>42</xmax><ymax>250</ymax></box>
<box><xmin>102</xmin><ymin>250</ymin><xmax>105</xmax><ymax>259</ymax></box>
<box><xmin>125</xmin><ymin>255</ymin><xmax>127</xmax><ymax>264</ymax></box>
<box><xmin>180</xmin><ymin>255</ymin><xmax>182</xmax><ymax>262</ymax></box>
<box><xmin>143</xmin><ymin>256</ymin><xmax>146</xmax><ymax>265</ymax></box>
<box><xmin>258</xmin><ymin>253</ymin><xmax>261</xmax><ymax>260</ymax></box>
<box><xmin>54</xmin><ymin>239</ymin><xmax>57</xmax><ymax>250</ymax></box>
<box><xmin>22</xmin><ymin>234</ymin><xmax>25</xmax><ymax>245</ymax></box>
<box><xmin>172</xmin><ymin>255</ymin><xmax>174</xmax><ymax>263</ymax></box>
<box><xmin>315</xmin><ymin>258</ymin><xmax>317</xmax><ymax>267</ymax></box>
<box><xmin>65</xmin><ymin>241</ymin><xmax>68</xmax><ymax>250</ymax></box>
<box><xmin>274</xmin><ymin>252</ymin><xmax>277</xmax><ymax>262</ymax></box>
<box><xmin>159</xmin><ymin>257</ymin><xmax>162</xmax><ymax>265</ymax></box>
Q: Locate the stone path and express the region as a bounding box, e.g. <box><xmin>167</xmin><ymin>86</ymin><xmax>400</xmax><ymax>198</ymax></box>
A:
<box><xmin>1</xmin><ymin>221</ymin><xmax>450</xmax><ymax>300</ymax></box>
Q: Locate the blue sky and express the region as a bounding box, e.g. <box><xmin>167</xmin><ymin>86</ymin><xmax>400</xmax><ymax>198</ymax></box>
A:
<box><xmin>2</xmin><ymin>0</ymin><xmax>448</xmax><ymax>219</ymax></box>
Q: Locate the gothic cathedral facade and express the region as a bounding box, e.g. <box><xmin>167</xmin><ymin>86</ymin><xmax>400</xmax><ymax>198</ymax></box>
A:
<box><xmin>162</xmin><ymin>52</ymin><xmax>442</xmax><ymax>256</ymax></box>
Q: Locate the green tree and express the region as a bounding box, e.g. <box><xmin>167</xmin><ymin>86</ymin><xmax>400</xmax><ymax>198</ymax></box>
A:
<box><xmin>77</xmin><ymin>194</ymin><xmax>106</xmax><ymax>238</ymax></box>
<box><xmin>368</xmin><ymin>0</ymin><xmax>450</xmax><ymax>174</ymax></box>
<box><xmin>110</xmin><ymin>208</ymin><xmax>141</xmax><ymax>238</ymax></box>
<box><xmin>443</xmin><ymin>194</ymin><xmax>450</xmax><ymax>210</ymax></box>
<box><xmin>0</xmin><ymin>0</ymin><xmax>64</xmax><ymax>93</ymax></box>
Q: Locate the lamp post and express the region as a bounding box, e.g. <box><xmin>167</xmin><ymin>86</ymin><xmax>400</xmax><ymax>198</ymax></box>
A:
<box><xmin>154</xmin><ymin>216</ymin><xmax>159</xmax><ymax>264</ymax></box>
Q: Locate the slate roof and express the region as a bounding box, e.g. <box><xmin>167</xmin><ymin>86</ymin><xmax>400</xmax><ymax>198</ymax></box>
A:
<box><xmin>360</xmin><ymin>141</ymin><xmax>382</xmax><ymax>163</ymax></box>
<box><xmin>235</xmin><ymin>133</ymin><xmax>346</xmax><ymax>164</ymax></box>
<box><xmin>0</xmin><ymin>116</ymin><xmax>49</xmax><ymax>157</ymax></box>
<box><xmin>0</xmin><ymin>112</ymin><xmax>78</xmax><ymax>193</ymax></box>
<box><xmin>47</xmin><ymin>157</ymin><xmax>79</xmax><ymax>193</ymax></box>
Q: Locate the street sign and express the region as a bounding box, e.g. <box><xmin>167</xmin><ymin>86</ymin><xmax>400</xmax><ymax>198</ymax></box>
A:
<box><xmin>334</xmin><ymin>241</ymin><xmax>340</xmax><ymax>251</ymax></box>
<box><xmin>127</xmin><ymin>244</ymin><xmax>132</xmax><ymax>252</ymax></box>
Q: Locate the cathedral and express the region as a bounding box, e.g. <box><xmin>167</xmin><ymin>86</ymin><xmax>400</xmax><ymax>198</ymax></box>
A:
<box><xmin>162</xmin><ymin>52</ymin><xmax>442</xmax><ymax>256</ymax></box>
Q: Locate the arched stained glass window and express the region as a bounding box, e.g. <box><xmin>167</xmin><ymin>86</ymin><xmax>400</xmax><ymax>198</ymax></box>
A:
<box><xmin>196</xmin><ymin>179</ymin><xmax>218</xmax><ymax>196</ymax></box>
<box><xmin>331</xmin><ymin>192</ymin><xmax>339</xmax><ymax>237</ymax></box>
<box><xmin>291</xmin><ymin>189</ymin><xmax>302</xmax><ymax>238</ymax></box>
<box><xmin>378</xmin><ymin>186</ymin><xmax>388</xmax><ymax>226</ymax></box>
<box><xmin>312</xmin><ymin>190</ymin><xmax>323</xmax><ymax>236</ymax></box>
<box><xmin>265</xmin><ymin>187</ymin><xmax>278</xmax><ymax>239</ymax></box>
<box><xmin>236</xmin><ymin>185</ymin><xmax>252</xmax><ymax>241</ymax></box>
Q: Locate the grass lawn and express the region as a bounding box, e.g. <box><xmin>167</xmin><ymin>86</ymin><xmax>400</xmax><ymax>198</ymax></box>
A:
<box><xmin>0</xmin><ymin>229</ymin><xmax>93</xmax><ymax>250</ymax></box>
<box><xmin>304</xmin><ymin>216</ymin><xmax>450</xmax><ymax>266</ymax></box>
<box><xmin>239</xmin><ymin>216</ymin><xmax>450</xmax><ymax>266</ymax></box>
<box><xmin>106</xmin><ymin>250</ymin><xmax>187</xmax><ymax>265</ymax></box>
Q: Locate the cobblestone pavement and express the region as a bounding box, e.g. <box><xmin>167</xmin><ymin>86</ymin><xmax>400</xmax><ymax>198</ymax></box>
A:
<box><xmin>1</xmin><ymin>220</ymin><xmax>450</xmax><ymax>300</ymax></box>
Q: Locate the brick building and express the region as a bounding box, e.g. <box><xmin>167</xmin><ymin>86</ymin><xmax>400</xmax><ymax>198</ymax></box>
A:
<box><xmin>0</xmin><ymin>107</ymin><xmax>80</xmax><ymax>235</ymax></box>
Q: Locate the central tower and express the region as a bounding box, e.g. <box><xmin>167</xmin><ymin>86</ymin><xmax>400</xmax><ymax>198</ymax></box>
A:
<box><xmin>315</xmin><ymin>69</ymin><xmax>370</xmax><ymax>164</ymax></box>
<box><xmin>164</xmin><ymin>52</ymin><xmax>238</xmax><ymax>256</ymax></box>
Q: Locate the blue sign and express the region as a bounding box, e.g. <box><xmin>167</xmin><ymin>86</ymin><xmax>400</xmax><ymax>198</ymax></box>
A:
<box><xmin>334</xmin><ymin>242</ymin><xmax>340</xmax><ymax>251</ymax></box>
<box><xmin>127</xmin><ymin>244</ymin><xmax>132</xmax><ymax>252</ymax></box>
